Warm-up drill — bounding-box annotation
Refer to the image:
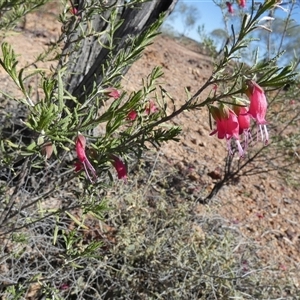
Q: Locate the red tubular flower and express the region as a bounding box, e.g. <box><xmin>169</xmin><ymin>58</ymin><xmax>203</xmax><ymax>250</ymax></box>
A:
<box><xmin>105</xmin><ymin>87</ymin><xmax>121</xmax><ymax>99</ymax></box>
<box><xmin>70</xmin><ymin>7</ymin><xmax>78</xmax><ymax>15</ymax></box>
<box><xmin>75</xmin><ymin>134</ymin><xmax>97</xmax><ymax>183</ymax></box>
<box><xmin>238</xmin><ymin>0</ymin><xmax>246</xmax><ymax>8</ymax></box>
<box><xmin>233</xmin><ymin>104</ymin><xmax>251</xmax><ymax>151</ymax></box>
<box><xmin>237</xmin><ymin>107</ymin><xmax>250</xmax><ymax>132</ymax></box>
<box><xmin>145</xmin><ymin>100</ymin><xmax>159</xmax><ymax>115</ymax></box>
<box><xmin>59</xmin><ymin>283</ymin><xmax>69</xmax><ymax>290</ymax></box>
<box><xmin>74</xmin><ymin>161</ymin><xmax>83</xmax><ymax>172</ymax></box>
<box><xmin>209</xmin><ymin>105</ymin><xmax>244</xmax><ymax>157</ymax></box>
<box><xmin>111</xmin><ymin>155</ymin><xmax>127</xmax><ymax>180</ymax></box>
<box><xmin>127</xmin><ymin>110</ymin><xmax>137</xmax><ymax>121</ymax></box>
<box><xmin>226</xmin><ymin>2</ymin><xmax>234</xmax><ymax>14</ymax></box>
<box><xmin>245</xmin><ymin>80</ymin><xmax>269</xmax><ymax>144</ymax></box>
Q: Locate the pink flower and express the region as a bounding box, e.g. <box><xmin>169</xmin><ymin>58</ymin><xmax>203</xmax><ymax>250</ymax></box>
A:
<box><xmin>70</xmin><ymin>4</ymin><xmax>82</xmax><ymax>19</ymax></box>
<box><xmin>74</xmin><ymin>161</ymin><xmax>83</xmax><ymax>172</ymax></box>
<box><xmin>237</xmin><ymin>107</ymin><xmax>250</xmax><ymax>132</ymax></box>
<box><xmin>226</xmin><ymin>2</ymin><xmax>234</xmax><ymax>14</ymax></box>
<box><xmin>256</xmin><ymin>212</ymin><xmax>264</xmax><ymax>219</ymax></box>
<box><xmin>212</xmin><ymin>84</ymin><xmax>218</xmax><ymax>96</ymax></box>
<box><xmin>105</xmin><ymin>87</ymin><xmax>121</xmax><ymax>99</ymax></box>
<box><xmin>238</xmin><ymin>0</ymin><xmax>246</xmax><ymax>8</ymax></box>
<box><xmin>233</xmin><ymin>104</ymin><xmax>251</xmax><ymax>150</ymax></box>
<box><xmin>127</xmin><ymin>110</ymin><xmax>137</xmax><ymax>121</ymax></box>
<box><xmin>245</xmin><ymin>80</ymin><xmax>269</xmax><ymax>144</ymax></box>
<box><xmin>145</xmin><ymin>100</ymin><xmax>159</xmax><ymax>115</ymax></box>
<box><xmin>209</xmin><ymin>105</ymin><xmax>244</xmax><ymax>157</ymax></box>
<box><xmin>242</xmin><ymin>260</ymin><xmax>249</xmax><ymax>272</ymax></box>
<box><xmin>70</xmin><ymin>7</ymin><xmax>78</xmax><ymax>15</ymax></box>
<box><xmin>59</xmin><ymin>283</ymin><xmax>69</xmax><ymax>290</ymax></box>
<box><xmin>279</xmin><ymin>263</ymin><xmax>287</xmax><ymax>271</ymax></box>
<box><xmin>75</xmin><ymin>134</ymin><xmax>97</xmax><ymax>183</ymax></box>
<box><xmin>111</xmin><ymin>155</ymin><xmax>127</xmax><ymax>180</ymax></box>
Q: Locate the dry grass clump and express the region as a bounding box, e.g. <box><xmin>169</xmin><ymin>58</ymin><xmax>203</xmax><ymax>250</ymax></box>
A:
<box><xmin>96</xmin><ymin>155</ymin><xmax>297</xmax><ymax>299</ymax></box>
<box><xmin>0</xmin><ymin>152</ymin><xmax>298</xmax><ymax>299</ymax></box>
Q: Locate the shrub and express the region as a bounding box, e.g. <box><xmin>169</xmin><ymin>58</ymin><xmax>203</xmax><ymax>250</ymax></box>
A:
<box><xmin>0</xmin><ymin>0</ymin><xmax>298</xmax><ymax>298</ymax></box>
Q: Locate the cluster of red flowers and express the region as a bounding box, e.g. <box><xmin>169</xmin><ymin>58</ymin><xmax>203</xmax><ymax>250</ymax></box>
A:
<box><xmin>226</xmin><ymin>0</ymin><xmax>246</xmax><ymax>14</ymax></box>
<box><xmin>75</xmin><ymin>134</ymin><xmax>128</xmax><ymax>183</ymax></box>
<box><xmin>75</xmin><ymin>134</ymin><xmax>98</xmax><ymax>183</ymax></box>
<box><xmin>104</xmin><ymin>87</ymin><xmax>121</xmax><ymax>100</ymax></box>
<box><xmin>73</xmin><ymin>79</ymin><xmax>267</xmax><ymax>183</ymax></box>
<box><xmin>209</xmin><ymin>80</ymin><xmax>268</xmax><ymax>157</ymax></box>
<box><xmin>73</xmin><ymin>86</ymin><xmax>162</xmax><ymax>183</ymax></box>
<box><xmin>127</xmin><ymin>100</ymin><xmax>159</xmax><ymax>121</ymax></box>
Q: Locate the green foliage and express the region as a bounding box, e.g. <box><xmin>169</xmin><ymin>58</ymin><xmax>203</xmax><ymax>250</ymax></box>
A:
<box><xmin>0</xmin><ymin>0</ymin><xmax>51</xmax><ymax>31</ymax></box>
<box><xmin>197</xmin><ymin>24</ymin><xmax>218</xmax><ymax>57</ymax></box>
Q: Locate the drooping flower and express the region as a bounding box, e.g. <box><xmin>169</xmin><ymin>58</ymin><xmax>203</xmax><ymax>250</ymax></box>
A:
<box><xmin>105</xmin><ymin>87</ymin><xmax>121</xmax><ymax>99</ymax></box>
<box><xmin>236</xmin><ymin>107</ymin><xmax>250</xmax><ymax>133</ymax></box>
<box><xmin>212</xmin><ymin>84</ymin><xmax>218</xmax><ymax>96</ymax></box>
<box><xmin>69</xmin><ymin>4</ymin><xmax>81</xmax><ymax>19</ymax></box>
<box><xmin>245</xmin><ymin>80</ymin><xmax>269</xmax><ymax>144</ymax></box>
<box><xmin>209</xmin><ymin>105</ymin><xmax>244</xmax><ymax>157</ymax></box>
<box><xmin>127</xmin><ymin>110</ymin><xmax>137</xmax><ymax>121</ymax></box>
<box><xmin>238</xmin><ymin>0</ymin><xmax>246</xmax><ymax>8</ymax></box>
<box><xmin>226</xmin><ymin>2</ymin><xmax>234</xmax><ymax>14</ymax></box>
<box><xmin>59</xmin><ymin>283</ymin><xmax>70</xmax><ymax>290</ymax></box>
<box><xmin>74</xmin><ymin>161</ymin><xmax>83</xmax><ymax>172</ymax></box>
<box><xmin>110</xmin><ymin>155</ymin><xmax>127</xmax><ymax>180</ymax></box>
<box><xmin>289</xmin><ymin>100</ymin><xmax>296</xmax><ymax>105</ymax></box>
<box><xmin>70</xmin><ymin>7</ymin><xmax>78</xmax><ymax>15</ymax></box>
<box><xmin>232</xmin><ymin>103</ymin><xmax>251</xmax><ymax>150</ymax></box>
<box><xmin>75</xmin><ymin>134</ymin><xmax>97</xmax><ymax>183</ymax></box>
<box><xmin>145</xmin><ymin>100</ymin><xmax>159</xmax><ymax>115</ymax></box>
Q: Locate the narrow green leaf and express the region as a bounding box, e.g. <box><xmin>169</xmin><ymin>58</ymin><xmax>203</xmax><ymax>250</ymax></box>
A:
<box><xmin>57</xmin><ymin>70</ymin><xmax>64</xmax><ymax>111</ymax></box>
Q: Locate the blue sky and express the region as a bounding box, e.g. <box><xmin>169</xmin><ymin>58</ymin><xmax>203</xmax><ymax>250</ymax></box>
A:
<box><xmin>166</xmin><ymin>0</ymin><xmax>224</xmax><ymax>40</ymax></box>
<box><xmin>164</xmin><ymin>0</ymin><xmax>300</xmax><ymax>42</ymax></box>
